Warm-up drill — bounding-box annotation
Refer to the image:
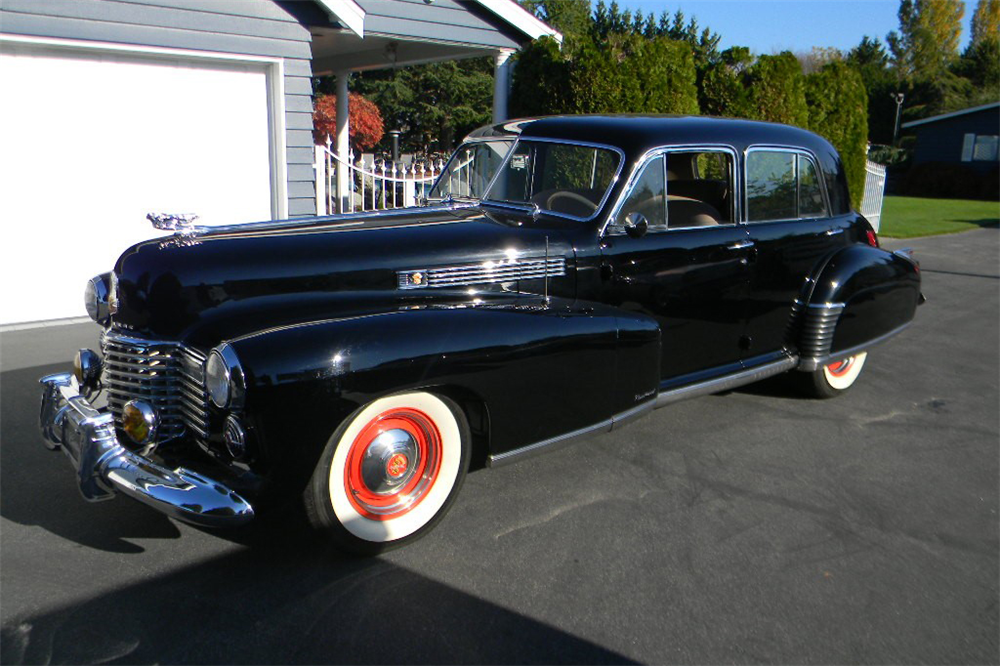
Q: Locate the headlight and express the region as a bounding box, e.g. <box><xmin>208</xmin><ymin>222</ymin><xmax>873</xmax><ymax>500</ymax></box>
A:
<box><xmin>206</xmin><ymin>344</ymin><xmax>245</xmax><ymax>410</ymax></box>
<box><xmin>84</xmin><ymin>273</ymin><xmax>111</xmax><ymax>325</ymax></box>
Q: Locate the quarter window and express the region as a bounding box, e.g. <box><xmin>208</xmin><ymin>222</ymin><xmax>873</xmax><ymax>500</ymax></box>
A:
<box><xmin>747</xmin><ymin>150</ymin><xmax>829</xmax><ymax>222</ymax></box>
<box><xmin>798</xmin><ymin>155</ymin><xmax>827</xmax><ymax>217</ymax></box>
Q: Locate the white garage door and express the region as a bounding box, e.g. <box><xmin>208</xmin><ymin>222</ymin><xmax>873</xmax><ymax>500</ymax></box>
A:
<box><xmin>0</xmin><ymin>43</ymin><xmax>276</xmax><ymax>325</ymax></box>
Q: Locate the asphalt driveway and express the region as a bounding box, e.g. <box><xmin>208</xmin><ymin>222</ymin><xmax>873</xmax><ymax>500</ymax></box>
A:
<box><xmin>1</xmin><ymin>228</ymin><xmax>997</xmax><ymax>665</ymax></box>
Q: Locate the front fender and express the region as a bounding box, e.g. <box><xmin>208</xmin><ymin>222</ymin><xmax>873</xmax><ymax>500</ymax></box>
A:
<box><xmin>798</xmin><ymin>244</ymin><xmax>921</xmax><ymax>369</ymax></box>
<box><xmin>224</xmin><ymin>299</ymin><xmax>657</xmax><ymax>495</ymax></box>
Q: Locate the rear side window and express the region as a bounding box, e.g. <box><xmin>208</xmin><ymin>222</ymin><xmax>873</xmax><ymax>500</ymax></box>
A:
<box><xmin>747</xmin><ymin>150</ymin><xmax>829</xmax><ymax>222</ymax></box>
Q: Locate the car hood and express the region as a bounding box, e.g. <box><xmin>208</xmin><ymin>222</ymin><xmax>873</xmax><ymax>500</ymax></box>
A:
<box><xmin>111</xmin><ymin>206</ymin><xmax>577</xmax><ymax>346</ymax></box>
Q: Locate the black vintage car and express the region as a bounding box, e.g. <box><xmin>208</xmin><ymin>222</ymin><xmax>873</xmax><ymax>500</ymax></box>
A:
<box><xmin>40</xmin><ymin>116</ymin><xmax>922</xmax><ymax>552</ymax></box>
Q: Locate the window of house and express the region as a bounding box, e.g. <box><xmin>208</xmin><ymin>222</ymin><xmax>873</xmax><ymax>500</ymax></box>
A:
<box><xmin>962</xmin><ymin>133</ymin><xmax>1000</xmax><ymax>162</ymax></box>
<box><xmin>746</xmin><ymin>150</ymin><xmax>829</xmax><ymax>222</ymax></box>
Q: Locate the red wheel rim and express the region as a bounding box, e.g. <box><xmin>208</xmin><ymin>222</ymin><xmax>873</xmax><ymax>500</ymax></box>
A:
<box><xmin>826</xmin><ymin>357</ymin><xmax>854</xmax><ymax>377</ymax></box>
<box><xmin>344</xmin><ymin>408</ymin><xmax>442</xmax><ymax>521</ymax></box>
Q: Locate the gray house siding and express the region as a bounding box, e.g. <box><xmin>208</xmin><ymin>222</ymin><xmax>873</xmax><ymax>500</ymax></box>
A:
<box><xmin>1</xmin><ymin>0</ymin><xmax>318</xmax><ymax>218</ymax></box>
<box><xmin>358</xmin><ymin>0</ymin><xmax>523</xmax><ymax>49</ymax></box>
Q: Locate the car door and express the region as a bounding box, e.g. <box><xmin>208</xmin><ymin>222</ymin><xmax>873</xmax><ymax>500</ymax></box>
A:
<box><xmin>741</xmin><ymin>147</ymin><xmax>851</xmax><ymax>363</ymax></box>
<box><xmin>598</xmin><ymin>148</ymin><xmax>753</xmax><ymax>386</ymax></box>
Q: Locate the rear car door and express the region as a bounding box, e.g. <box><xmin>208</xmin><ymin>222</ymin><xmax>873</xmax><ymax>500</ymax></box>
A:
<box><xmin>598</xmin><ymin>148</ymin><xmax>753</xmax><ymax>386</ymax></box>
<box><xmin>741</xmin><ymin>147</ymin><xmax>851</xmax><ymax>363</ymax></box>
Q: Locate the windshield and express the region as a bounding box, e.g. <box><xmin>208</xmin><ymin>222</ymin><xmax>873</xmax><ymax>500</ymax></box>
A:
<box><xmin>484</xmin><ymin>140</ymin><xmax>621</xmax><ymax>220</ymax></box>
<box><xmin>427</xmin><ymin>139</ymin><xmax>514</xmax><ymax>201</ymax></box>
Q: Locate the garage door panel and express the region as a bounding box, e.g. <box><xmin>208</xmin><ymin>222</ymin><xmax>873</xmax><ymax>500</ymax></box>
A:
<box><xmin>1</xmin><ymin>46</ymin><xmax>274</xmax><ymax>324</ymax></box>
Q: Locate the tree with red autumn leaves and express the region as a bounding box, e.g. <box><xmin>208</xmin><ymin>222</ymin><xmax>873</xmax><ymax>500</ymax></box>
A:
<box><xmin>313</xmin><ymin>93</ymin><xmax>385</xmax><ymax>152</ymax></box>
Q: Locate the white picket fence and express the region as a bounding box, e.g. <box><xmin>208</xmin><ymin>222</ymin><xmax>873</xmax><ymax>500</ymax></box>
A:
<box><xmin>860</xmin><ymin>158</ymin><xmax>887</xmax><ymax>231</ymax></box>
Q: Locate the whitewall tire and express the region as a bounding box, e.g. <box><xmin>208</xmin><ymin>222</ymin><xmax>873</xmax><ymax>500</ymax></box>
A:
<box><xmin>305</xmin><ymin>391</ymin><xmax>470</xmax><ymax>553</ymax></box>
<box><xmin>798</xmin><ymin>352</ymin><xmax>869</xmax><ymax>398</ymax></box>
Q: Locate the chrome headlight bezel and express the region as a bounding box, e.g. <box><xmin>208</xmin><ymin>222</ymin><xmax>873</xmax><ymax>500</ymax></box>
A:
<box><xmin>84</xmin><ymin>273</ymin><xmax>112</xmax><ymax>325</ymax></box>
<box><xmin>206</xmin><ymin>343</ymin><xmax>245</xmax><ymax>410</ymax></box>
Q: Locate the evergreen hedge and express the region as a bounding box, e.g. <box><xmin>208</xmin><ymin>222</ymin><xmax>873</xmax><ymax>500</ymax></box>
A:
<box><xmin>805</xmin><ymin>61</ymin><xmax>869</xmax><ymax>209</ymax></box>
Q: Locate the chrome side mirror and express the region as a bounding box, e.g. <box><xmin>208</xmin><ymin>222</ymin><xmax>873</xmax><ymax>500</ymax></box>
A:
<box><xmin>623</xmin><ymin>212</ymin><xmax>648</xmax><ymax>239</ymax></box>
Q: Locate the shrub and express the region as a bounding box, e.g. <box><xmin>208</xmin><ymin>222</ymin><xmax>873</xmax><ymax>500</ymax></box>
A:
<box><xmin>805</xmin><ymin>61</ymin><xmax>869</xmax><ymax>209</ymax></box>
<box><xmin>313</xmin><ymin>92</ymin><xmax>384</xmax><ymax>151</ymax></box>
<box><xmin>900</xmin><ymin>162</ymin><xmax>993</xmax><ymax>199</ymax></box>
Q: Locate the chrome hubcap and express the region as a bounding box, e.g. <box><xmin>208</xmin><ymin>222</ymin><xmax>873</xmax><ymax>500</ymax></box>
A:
<box><xmin>360</xmin><ymin>428</ymin><xmax>420</xmax><ymax>495</ymax></box>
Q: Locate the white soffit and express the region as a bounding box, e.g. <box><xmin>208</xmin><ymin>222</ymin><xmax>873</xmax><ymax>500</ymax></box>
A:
<box><xmin>472</xmin><ymin>0</ymin><xmax>563</xmax><ymax>44</ymax></box>
<box><xmin>314</xmin><ymin>0</ymin><xmax>366</xmax><ymax>38</ymax></box>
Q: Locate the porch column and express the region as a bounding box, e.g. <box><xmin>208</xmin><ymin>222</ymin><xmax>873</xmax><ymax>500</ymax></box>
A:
<box><xmin>335</xmin><ymin>70</ymin><xmax>351</xmax><ymax>214</ymax></box>
<box><xmin>492</xmin><ymin>49</ymin><xmax>514</xmax><ymax>124</ymax></box>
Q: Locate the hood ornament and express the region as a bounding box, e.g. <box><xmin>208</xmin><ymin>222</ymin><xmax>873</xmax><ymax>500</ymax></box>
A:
<box><xmin>147</xmin><ymin>213</ymin><xmax>199</xmax><ymax>234</ymax></box>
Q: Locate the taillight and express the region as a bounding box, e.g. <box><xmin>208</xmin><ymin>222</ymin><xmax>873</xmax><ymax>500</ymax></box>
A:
<box><xmin>866</xmin><ymin>229</ymin><xmax>879</xmax><ymax>247</ymax></box>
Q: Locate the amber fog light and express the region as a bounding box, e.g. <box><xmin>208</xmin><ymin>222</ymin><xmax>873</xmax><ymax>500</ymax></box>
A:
<box><xmin>72</xmin><ymin>349</ymin><xmax>103</xmax><ymax>391</ymax></box>
<box><xmin>122</xmin><ymin>400</ymin><xmax>158</xmax><ymax>445</ymax></box>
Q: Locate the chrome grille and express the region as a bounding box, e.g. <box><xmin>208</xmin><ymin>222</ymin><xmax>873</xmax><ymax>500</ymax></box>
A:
<box><xmin>398</xmin><ymin>257</ymin><xmax>566</xmax><ymax>289</ymax></box>
<box><xmin>102</xmin><ymin>332</ymin><xmax>210</xmax><ymax>443</ymax></box>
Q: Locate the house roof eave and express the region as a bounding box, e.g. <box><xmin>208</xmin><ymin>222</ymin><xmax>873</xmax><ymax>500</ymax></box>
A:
<box><xmin>901</xmin><ymin>101</ymin><xmax>1000</xmax><ymax>129</ymax></box>
<box><xmin>309</xmin><ymin>0</ymin><xmax>561</xmax><ymax>47</ymax></box>
<box><xmin>313</xmin><ymin>0</ymin><xmax>366</xmax><ymax>38</ymax></box>
<box><xmin>471</xmin><ymin>0</ymin><xmax>562</xmax><ymax>44</ymax></box>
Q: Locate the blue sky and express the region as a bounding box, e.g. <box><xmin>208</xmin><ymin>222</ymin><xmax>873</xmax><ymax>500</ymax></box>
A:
<box><xmin>615</xmin><ymin>1</ymin><xmax>975</xmax><ymax>54</ymax></box>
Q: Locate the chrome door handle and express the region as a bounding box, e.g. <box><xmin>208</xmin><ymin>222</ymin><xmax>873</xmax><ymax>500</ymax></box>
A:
<box><xmin>727</xmin><ymin>240</ymin><xmax>754</xmax><ymax>250</ymax></box>
<box><xmin>824</xmin><ymin>227</ymin><xmax>844</xmax><ymax>236</ymax></box>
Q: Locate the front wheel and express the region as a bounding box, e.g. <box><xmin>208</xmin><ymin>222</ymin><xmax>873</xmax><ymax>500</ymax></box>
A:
<box><xmin>798</xmin><ymin>352</ymin><xmax>868</xmax><ymax>399</ymax></box>
<box><xmin>304</xmin><ymin>391</ymin><xmax>470</xmax><ymax>554</ymax></box>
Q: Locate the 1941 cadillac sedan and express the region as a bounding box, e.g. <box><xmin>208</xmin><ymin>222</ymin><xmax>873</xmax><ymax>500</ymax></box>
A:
<box><xmin>40</xmin><ymin>116</ymin><xmax>923</xmax><ymax>552</ymax></box>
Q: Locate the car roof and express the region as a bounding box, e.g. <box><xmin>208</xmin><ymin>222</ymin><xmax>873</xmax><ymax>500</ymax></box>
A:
<box><xmin>466</xmin><ymin>115</ymin><xmax>837</xmax><ymax>163</ymax></box>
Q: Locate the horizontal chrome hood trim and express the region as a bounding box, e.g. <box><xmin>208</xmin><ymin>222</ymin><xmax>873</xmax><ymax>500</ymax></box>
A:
<box><xmin>181</xmin><ymin>203</ymin><xmax>478</xmax><ymax>236</ymax></box>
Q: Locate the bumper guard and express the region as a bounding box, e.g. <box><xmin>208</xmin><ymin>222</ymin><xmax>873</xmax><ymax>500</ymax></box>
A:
<box><xmin>39</xmin><ymin>373</ymin><xmax>254</xmax><ymax>527</ymax></box>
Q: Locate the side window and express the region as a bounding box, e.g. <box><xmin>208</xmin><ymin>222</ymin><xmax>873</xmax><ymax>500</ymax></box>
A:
<box><xmin>746</xmin><ymin>152</ymin><xmax>795</xmax><ymax>221</ymax></box>
<box><xmin>798</xmin><ymin>155</ymin><xmax>828</xmax><ymax>217</ymax></box>
<box><xmin>667</xmin><ymin>151</ymin><xmax>734</xmax><ymax>227</ymax></box>
<box><xmin>747</xmin><ymin>150</ymin><xmax>828</xmax><ymax>222</ymax></box>
<box><xmin>617</xmin><ymin>155</ymin><xmax>667</xmax><ymax>230</ymax></box>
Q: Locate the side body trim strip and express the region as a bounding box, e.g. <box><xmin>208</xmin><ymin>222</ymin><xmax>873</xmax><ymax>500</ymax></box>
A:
<box><xmin>654</xmin><ymin>355</ymin><xmax>798</xmax><ymax>408</ymax></box>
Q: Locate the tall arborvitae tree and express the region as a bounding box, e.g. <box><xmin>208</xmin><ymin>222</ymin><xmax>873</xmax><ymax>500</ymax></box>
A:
<box><xmin>805</xmin><ymin>61</ymin><xmax>870</xmax><ymax>208</ymax></box>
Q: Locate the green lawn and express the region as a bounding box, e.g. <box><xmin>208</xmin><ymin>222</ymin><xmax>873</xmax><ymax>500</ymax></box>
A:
<box><xmin>878</xmin><ymin>196</ymin><xmax>1000</xmax><ymax>238</ymax></box>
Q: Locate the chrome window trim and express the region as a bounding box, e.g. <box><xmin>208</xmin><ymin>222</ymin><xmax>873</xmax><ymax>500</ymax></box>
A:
<box><xmin>481</xmin><ymin>136</ymin><xmax>627</xmax><ymax>223</ymax></box>
<box><xmin>600</xmin><ymin>143</ymin><xmax>741</xmax><ymax>237</ymax></box>
<box><xmin>742</xmin><ymin>145</ymin><xmax>832</xmax><ymax>224</ymax></box>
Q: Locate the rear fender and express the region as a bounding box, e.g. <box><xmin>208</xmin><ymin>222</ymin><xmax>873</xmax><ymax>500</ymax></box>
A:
<box><xmin>797</xmin><ymin>244</ymin><xmax>921</xmax><ymax>371</ymax></box>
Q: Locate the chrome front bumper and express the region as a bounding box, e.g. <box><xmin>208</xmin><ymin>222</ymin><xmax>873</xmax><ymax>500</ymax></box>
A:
<box><xmin>39</xmin><ymin>373</ymin><xmax>254</xmax><ymax>527</ymax></box>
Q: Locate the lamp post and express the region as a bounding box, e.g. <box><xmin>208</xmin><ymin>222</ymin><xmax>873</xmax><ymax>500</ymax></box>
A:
<box><xmin>389</xmin><ymin>130</ymin><xmax>401</xmax><ymax>163</ymax></box>
<box><xmin>890</xmin><ymin>92</ymin><xmax>905</xmax><ymax>146</ymax></box>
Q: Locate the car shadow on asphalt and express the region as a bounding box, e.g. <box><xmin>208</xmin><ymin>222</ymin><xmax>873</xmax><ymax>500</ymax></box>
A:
<box><xmin>1</xmin><ymin>540</ymin><xmax>633</xmax><ymax>665</ymax></box>
<box><xmin>2</xmin><ymin>362</ymin><xmax>634</xmax><ymax>664</ymax></box>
